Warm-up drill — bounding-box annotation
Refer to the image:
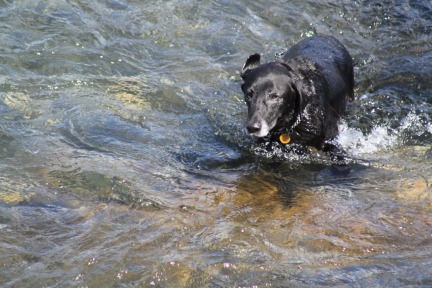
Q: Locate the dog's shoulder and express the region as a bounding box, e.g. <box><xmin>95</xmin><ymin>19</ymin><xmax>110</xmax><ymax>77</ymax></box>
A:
<box><xmin>282</xmin><ymin>57</ymin><xmax>319</xmax><ymax>76</ymax></box>
<box><xmin>281</xmin><ymin>57</ymin><xmax>328</xmax><ymax>100</ymax></box>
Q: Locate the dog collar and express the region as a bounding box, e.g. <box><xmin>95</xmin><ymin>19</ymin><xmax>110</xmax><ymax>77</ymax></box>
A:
<box><xmin>279</xmin><ymin>133</ymin><xmax>291</xmax><ymax>144</ymax></box>
<box><xmin>276</xmin><ymin>107</ymin><xmax>301</xmax><ymax>145</ymax></box>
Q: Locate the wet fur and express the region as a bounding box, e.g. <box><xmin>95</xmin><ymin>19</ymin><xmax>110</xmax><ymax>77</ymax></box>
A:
<box><xmin>240</xmin><ymin>35</ymin><xmax>354</xmax><ymax>159</ymax></box>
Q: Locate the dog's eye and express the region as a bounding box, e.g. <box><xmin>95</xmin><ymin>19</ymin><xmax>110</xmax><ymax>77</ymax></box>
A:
<box><xmin>269</xmin><ymin>93</ymin><xmax>279</xmax><ymax>100</ymax></box>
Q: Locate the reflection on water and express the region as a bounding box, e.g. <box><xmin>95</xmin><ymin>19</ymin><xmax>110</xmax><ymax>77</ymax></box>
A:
<box><xmin>0</xmin><ymin>0</ymin><xmax>431</xmax><ymax>287</ymax></box>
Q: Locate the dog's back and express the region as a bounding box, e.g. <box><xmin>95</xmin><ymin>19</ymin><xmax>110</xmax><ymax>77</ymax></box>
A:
<box><xmin>284</xmin><ymin>35</ymin><xmax>354</xmax><ymax>117</ymax></box>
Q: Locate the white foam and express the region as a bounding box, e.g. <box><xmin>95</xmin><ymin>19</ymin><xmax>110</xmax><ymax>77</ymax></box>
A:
<box><xmin>337</xmin><ymin>122</ymin><xmax>398</xmax><ymax>157</ymax></box>
<box><xmin>399</xmin><ymin>110</ymin><xmax>432</xmax><ymax>135</ymax></box>
<box><xmin>338</xmin><ymin>109</ymin><xmax>431</xmax><ymax>157</ymax></box>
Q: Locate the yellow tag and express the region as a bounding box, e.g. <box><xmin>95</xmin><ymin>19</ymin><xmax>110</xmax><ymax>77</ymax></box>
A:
<box><xmin>279</xmin><ymin>133</ymin><xmax>291</xmax><ymax>144</ymax></box>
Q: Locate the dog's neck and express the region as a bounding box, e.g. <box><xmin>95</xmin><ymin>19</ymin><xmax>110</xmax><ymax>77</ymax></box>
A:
<box><xmin>271</xmin><ymin>108</ymin><xmax>301</xmax><ymax>144</ymax></box>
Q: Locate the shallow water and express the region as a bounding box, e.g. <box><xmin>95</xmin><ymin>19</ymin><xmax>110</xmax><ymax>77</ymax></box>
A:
<box><xmin>0</xmin><ymin>0</ymin><xmax>431</xmax><ymax>287</ymax></box>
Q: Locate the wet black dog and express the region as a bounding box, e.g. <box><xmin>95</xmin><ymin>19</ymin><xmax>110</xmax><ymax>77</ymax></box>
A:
<box><xmin>240</xmin><ymin>35</ymin><xmax>354</xmax><ymax>161</ymax></box>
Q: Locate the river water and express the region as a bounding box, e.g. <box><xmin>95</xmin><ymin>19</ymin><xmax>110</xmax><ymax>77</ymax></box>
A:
<box><xmin>0</xmin><ymin>0</ymin><xmax>431</xmax><ymax>287</ymax></box>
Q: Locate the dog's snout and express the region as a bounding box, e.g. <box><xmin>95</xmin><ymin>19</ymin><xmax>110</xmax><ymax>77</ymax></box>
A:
<box><xmin>246</xmin><ymin>122</ymin><xmax>261</xmax><ymax>134</ymax></box>
<box><xmin>246</xmin><ymin>119</ymin><xmax>271</xmax><ymax>137</ymax></box>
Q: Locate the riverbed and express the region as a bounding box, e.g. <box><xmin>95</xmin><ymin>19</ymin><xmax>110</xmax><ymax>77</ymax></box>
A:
<box><xmin>1</xmin><ymin>0</ymin><xmax>431</xmax><ymax>287</ymax></box>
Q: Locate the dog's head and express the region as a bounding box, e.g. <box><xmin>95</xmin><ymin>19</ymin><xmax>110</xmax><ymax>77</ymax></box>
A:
<box><xmin>240</xmin><ymin>54</ymin><xmax>302</xmax><ymax>138</ymax></box>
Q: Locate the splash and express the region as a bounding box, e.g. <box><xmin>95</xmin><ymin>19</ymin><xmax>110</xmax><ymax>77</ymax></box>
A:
<box><xmin>338</xmin><ymin>110</ymin><xmax>432</xmax><ymax>158</ymax></box>
<box><xmin>398</xmin><ymin>110</ymin><xmax>432</xmax><ymax>143</ymax></box>
<box><xmin>337</xmin><ymin>122</ymin><xmax>398</xmax><ymax>157</ymax></box>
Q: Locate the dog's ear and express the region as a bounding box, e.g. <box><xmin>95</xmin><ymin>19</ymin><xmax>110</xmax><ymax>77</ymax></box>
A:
<box><xmin>241</xmin><ymin>53</ymin><xmax>261</xmax><ymax>79</ymax></box>
<box><xmin>278</xmin><ymin>61</ymin><xmax>303</xmax><ymax>122</ymax></box>
<box><xmin>291</xmin><ymin>83</ymin><xmax>303</xmax><ymax>122</ymax></box>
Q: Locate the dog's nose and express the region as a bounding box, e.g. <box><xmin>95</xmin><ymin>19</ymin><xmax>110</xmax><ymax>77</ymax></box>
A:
<box><xmin>246</xmin><ymin>123</ymin><xmax>261</xmax><ymax>134</ymax></box>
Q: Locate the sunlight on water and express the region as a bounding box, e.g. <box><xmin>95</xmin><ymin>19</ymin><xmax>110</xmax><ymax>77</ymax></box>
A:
<box><xmin>0</xmin><ymin>0</ymin><xmax>431</xmax><ymax>287</ymax></box>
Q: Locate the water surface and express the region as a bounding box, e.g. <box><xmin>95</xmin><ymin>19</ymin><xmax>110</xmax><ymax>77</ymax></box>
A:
<box><xmin>0</xmin><ymin>0</ymin><xmax>431</xmax><ymax>287</ymax></box>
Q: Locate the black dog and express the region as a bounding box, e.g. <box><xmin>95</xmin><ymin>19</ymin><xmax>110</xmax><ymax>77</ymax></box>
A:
<box><xmin>240</xmin><ymin>35</ymin><xmax>354</xmax><ymax>161</ymax></box>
